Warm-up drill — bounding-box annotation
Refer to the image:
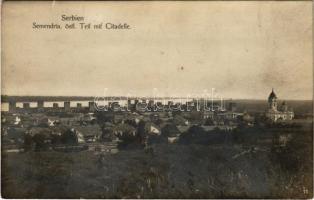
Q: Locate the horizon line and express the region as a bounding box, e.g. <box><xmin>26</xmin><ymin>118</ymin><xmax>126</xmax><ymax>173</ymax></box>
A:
<box><xmin>1</xmin><ymin>94</ymin><xmax>312</xmax><ymax>101</ymax></box>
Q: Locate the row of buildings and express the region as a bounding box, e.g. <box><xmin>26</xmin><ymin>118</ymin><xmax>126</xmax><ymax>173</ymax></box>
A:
<box><xmin>5</xmin><ymin>89</ymin><xmax>294</xmax><ymax>123</ymax></box>
<box><xmin>8</xmin><ymin>101</ymin><xmax>97</xmax><ymax>113</ymax></box>
<box><xmin>7</xmin><ymin>99</ymin><xmax>235</xmax><ymax>113</ymax></box>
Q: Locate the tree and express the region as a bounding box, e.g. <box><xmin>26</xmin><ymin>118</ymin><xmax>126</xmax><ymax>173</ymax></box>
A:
<box><xmin>60</xmin><ymin>129</ymin><xmax>78</xmax><ymax>144</ymax></box>
<box><xmin>32</xmin><ymin>133</ymin><xmax>50</xmax><ymax>151</ymax></box>
<box><xmin>24</xmin><ymin>133</ymin><xmax>34</xmax><ymax>151</ymax></box>
<box><xmin>161</xmin><ymin>124</ymin><xmax>180</xmax><ymax>138</ymax></box>
<box><xmin>101</xmin><ymin>126</ymin><xmax>114</xmax><ymax>142</ymax></box>
<box><xmin>179</xmin><ymin>125</ymin><xmax>206</xmax><ymax>144</ymax></box>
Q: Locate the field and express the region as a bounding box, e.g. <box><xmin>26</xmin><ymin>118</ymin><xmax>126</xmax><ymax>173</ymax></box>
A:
<box><xmin>2</xmin><ymin>125</ymin><xmax>313</xmax><ymax>199</ymax></box>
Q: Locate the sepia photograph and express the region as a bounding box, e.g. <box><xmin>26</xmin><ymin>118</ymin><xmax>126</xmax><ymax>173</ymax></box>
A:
<box><xmin>1</xmin><ymin>1</ymin><xmax>313</xmax><ymax>198</ymax></box>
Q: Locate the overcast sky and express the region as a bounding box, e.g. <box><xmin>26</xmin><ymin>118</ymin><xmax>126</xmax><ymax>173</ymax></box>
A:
<box><xmin>2</xmin><ymin>1</ymin><xmax>312</xmax><ymax>99</ymax></box>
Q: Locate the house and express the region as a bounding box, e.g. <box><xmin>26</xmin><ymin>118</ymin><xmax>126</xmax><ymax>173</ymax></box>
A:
<box><xmin>84</xmin><ymin>134</ymin><xmax>97</xmax><ymax>143</ymax></box>
<box><xmin>70</xmin><ymin>128</ymin><xmax>85</xmax><ymax>144</ymax></box>
<box><xmin>113</xmin><ymin>123</ymin><xmax>137</xmax><ymax>137</ymax></box>
<box><xmin>67</xmin><ymin>124</ymin><xmax>102</xmax><ymax>143</ymax></box>
<box><xmin>145</xmin><ymin>122</ymin><xmax>161</xmax><ymax>136</ymax></box>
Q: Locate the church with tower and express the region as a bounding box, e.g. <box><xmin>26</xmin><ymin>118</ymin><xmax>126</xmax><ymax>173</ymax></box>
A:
<box><xmin>265</xmin><ymin>89</ymin><xmax>294</xmax><ymax>122</ymax></box>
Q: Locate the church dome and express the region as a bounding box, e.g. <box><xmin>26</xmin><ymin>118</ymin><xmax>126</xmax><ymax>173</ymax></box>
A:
<box><xmin>268</xmin><ymin>89</ymin><xmax>277</xmax><ymax>101</ymax></box>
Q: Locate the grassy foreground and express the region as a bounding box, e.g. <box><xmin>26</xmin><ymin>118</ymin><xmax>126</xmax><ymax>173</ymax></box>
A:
<box><xmin>2</xmin><ymin>141</ymin><xmax>312</xmax><ymax>198</ymax></box>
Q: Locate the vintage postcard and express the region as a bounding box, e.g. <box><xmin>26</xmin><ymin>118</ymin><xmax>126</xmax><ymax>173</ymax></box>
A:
<box><xmin>1</xmin><ymin>1</ymin><xmax>313</xmax><ymax>199</ymax></box>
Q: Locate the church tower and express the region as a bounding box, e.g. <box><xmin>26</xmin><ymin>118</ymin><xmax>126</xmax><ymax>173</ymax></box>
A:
<box><xmin>268</xmin><ymin>88</ymin><xmax>277</xmax><ymax>111</ymax></box>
